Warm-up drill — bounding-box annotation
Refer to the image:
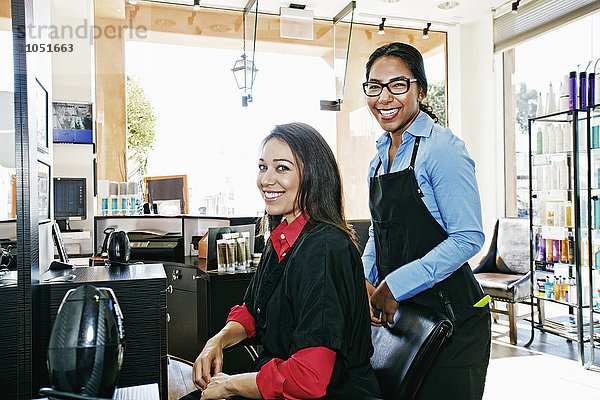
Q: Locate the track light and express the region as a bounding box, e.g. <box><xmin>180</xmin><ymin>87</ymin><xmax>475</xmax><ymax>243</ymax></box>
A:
<box><xmin>378</xmin><ymin>18</ymin><xmax>386</xmax><ymax>35</ymax></box>
<box><xmin>422</xmin><ymin>22</ymin><xmax>431</xmax><ymax>39</ymax></box>
<box><xmin>511</xmin><ymin>0</ymin><xmax>520</xmax><ymax>14</ymax></box>
<box><xmin>193</xmin><ymin>0</ymin><xmax>201</xmax><ymax>11</ymax></box>
<box><xmin>437</xmin><ymin>1</ymin><xmax>459</xmax><ymax>9</ymax></box>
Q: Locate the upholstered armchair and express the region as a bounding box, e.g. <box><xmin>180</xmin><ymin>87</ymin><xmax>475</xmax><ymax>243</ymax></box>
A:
<box><xmin>473</xmin><ymin>217</ymin><xmax>541</xmax><ymax>344</ymax></box>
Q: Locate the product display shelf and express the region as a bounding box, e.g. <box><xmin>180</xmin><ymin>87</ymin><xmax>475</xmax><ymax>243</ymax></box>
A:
<box><xmin>533</xmin><ymin>294</ymin><xmax>578</xmax><ymax>308</ymax></box>
<box><xmin>528</xmin><ymin>109</ymin><xmax>589</xmax><ymax>365</ymax></box>
<box><xmin>586</xmin><ymin>104</ymin><xmax>600</xmax><ymax>366</ymax></box>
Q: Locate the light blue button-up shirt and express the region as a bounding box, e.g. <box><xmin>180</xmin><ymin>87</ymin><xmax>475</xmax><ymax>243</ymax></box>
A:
<box><xmin>362</xmin><ymin>111</ymin><xmax>484</xmax><ymax>302</ymax></box>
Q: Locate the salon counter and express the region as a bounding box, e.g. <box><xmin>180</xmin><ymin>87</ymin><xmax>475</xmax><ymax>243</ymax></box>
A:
<box><xmin>34</xmin><ymin>263</ymin><xmax>168</xmax><ymax>399</ymax></box>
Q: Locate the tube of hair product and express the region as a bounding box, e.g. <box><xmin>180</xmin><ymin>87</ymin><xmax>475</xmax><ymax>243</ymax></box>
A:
<box><xmin>226</xmin><ymin>238</ymin><xmax>236</xmax><ymax>272</ymax></box>
<box><xmin>235</xmin><ymin>237</ymin><xmax>247</xmax><ymax>271</ymax></box>
<box><xmin>217</xmin><ymin>239</ymin><xmax>227</xmax><ymax>273</ymax></box>
<box><xmin>242</xmin><ymin>232</ymin><xmax>252</xmax><ymax>268</ymax></box>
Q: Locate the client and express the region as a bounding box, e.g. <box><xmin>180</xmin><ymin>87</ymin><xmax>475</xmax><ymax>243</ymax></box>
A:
<box><xmin>187</xmin><ymin>123</ymin><xmax>380</xmax><ymax>400</ymax></box>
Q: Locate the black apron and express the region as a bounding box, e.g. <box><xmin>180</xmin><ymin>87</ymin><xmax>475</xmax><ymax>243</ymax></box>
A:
<box><xmin>369</xmin><ymin>136</ymin><xmax>491</xmax><ymax>400</ymax></box>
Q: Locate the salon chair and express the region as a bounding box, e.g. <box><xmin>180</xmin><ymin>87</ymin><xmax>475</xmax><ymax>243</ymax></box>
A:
<box><xmin>473</xmin><ymin>217</ymin><xmax>541</xmax><ymax>345</ymax></box>
<box><xmin>370</xmin><ymin>302</ymin><xmax>453</xmax><ymax>400</ymax></box>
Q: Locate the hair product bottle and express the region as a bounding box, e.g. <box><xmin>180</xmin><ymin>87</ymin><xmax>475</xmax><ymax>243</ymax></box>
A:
<box><xmin>579</xmin><ymin>71</ymin><xmax>587</xmax><ymax>110</ymax></box>
<box><xmin>546</xmin><ymin>239</ymin><xmax>554</xmax><ymax>263</ymax></box>
<box><xmin>559</xmin><ymin>75</ymin><xmax>570</xmax><ymax>111</ymax></box>
<box><xmin>568</xmin><ymin>232</ymin><xmax>575</xmax><ymax>264</ymax></box>
<box><xmin>569</xmin><ymin>71</ymin><xmax>577</xmax><ymax>110</ymax></box>
<box><xmin>589</xmin><ymin>72</ymin><xmax>596</xmax><ymax>107</ymax></box>
<box><xmin>547</xmin><ymin>82</ymin><xmax>557</xmax><ymax>114</ymax></box>
<box><xmin>561</xmin><ymin>236</ymin><xmax>569</xmax><ymax>262</ymax></box>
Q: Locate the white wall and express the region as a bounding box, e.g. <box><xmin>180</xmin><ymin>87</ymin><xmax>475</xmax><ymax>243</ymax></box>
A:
<box><xmin>50</xmin><ymin>0</ymin><xmax>94</xmax><ymax>103</ymax></box>
<box><xmin>48</xmin><ymin>0</ymin><xmax>96</xmax><ymax>263</ymax></box>
<box><xmin>448</xmin><ymin>15</ymin><xmax>501</xmax><ymax>264</ymax></box>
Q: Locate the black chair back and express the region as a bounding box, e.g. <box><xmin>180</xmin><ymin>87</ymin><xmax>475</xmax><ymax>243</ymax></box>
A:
<box><xmin>370</xmin><ymin>302</ymin><xmax>452</xmax><ymax>400</ymax></box>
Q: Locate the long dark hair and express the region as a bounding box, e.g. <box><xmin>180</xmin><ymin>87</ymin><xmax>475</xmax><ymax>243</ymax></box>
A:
<box><xmin>365</xmin><ymin>42</ymin><xmax>439</xmax><ymax>123</ymax></box>
<box><xmin>259</xmin><ymin>122</ymin><xmax>355</xmax><ymax>246</ymax></box>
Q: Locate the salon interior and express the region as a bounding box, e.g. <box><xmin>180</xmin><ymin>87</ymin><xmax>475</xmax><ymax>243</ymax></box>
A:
<box><xmin>2</xmin><ymin>0</ymin><xmax>600</xmax><ymax>399</ymax></box>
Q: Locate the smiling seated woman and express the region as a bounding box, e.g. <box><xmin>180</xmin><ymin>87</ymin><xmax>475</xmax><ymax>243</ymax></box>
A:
<box><xmin>182</xmin><ymin>123</ymin><xmax>381</xmax><ymax>400</ymax></box>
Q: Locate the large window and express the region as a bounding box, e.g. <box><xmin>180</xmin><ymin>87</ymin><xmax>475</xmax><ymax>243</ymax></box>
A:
<box><xmin>503</xmin><ymin>12</ymin><xmax>600</xmax><ymax>218</ymax></box>
<box><xmin>119</xmin><ymin>3</ymin><xmax>447</xmax><ymax>217</ymax></box>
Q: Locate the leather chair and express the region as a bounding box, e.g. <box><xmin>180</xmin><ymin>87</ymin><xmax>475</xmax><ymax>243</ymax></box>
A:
<box><xmin>473</xmin><ymin>217</ymin><xmax>540</xmax><ymax>345</ymax></box>
<box><xmin>370</xmin><ymin>302</ymin><xmax>453</xmax><ymax>400</ymax></box>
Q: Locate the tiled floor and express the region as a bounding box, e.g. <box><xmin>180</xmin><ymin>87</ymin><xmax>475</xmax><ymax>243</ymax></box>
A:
<box><xmin>484</xmin><ymin>302</ymin><xmax>600</xmax><ymax>399</ymax></box>
<box><xmin>168</xmin><ymin>306</ymin><xmax>600</xmax><ymax>400</ymax></box>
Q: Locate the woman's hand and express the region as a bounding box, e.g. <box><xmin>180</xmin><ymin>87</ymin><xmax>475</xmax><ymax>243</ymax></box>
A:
<box><xmin>200</xmin><ymin>372</ymin><xmax>261</xmax><ymax>400</ymax></box>
<box><xmin>200</xmin><ymin>373</ymin><xmax>233</xmax><ymax>400</ymax></box>
<box><xmin>193</xmin><ymin>337</ymin><xmax>224</xmax><ymax>390</ymax></box>
<box><xmin>365</xmin><ymin>279</ymin><xmax>382</xmax><ymax>326</ymax></box>
<box><xmin>370</xmin><ymin>281</ymin><xmax>398</xmax><ymax>326</ymax></box>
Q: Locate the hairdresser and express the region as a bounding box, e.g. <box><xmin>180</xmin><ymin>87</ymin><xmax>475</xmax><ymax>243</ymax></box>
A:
<box><xmin>362</xmin><ymin>42</ymin><xmax>491</xmax><ymax>399</ymax></box>
<box><xmin>187</xmin><ymin>123</ymin><xmax>381</xmax><ymax>400</ymax></box>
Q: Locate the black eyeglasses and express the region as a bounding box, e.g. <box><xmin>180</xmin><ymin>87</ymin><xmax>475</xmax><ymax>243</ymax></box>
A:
<box><xmin>362</xmin><ymin>77</ymin><xmax>417</xmax><ymax>97</ymax></box>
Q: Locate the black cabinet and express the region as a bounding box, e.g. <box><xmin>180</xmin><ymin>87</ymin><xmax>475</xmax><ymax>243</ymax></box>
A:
<box><xmin>163</xmin><ymin>262</ymin><xmax>254</xmax><ymax>370</ymax></box>
<box><xmin>0</xmin><ymin>278</ymin><xmax>18</xmax><ymax>399</ymax></box>
<box><xmin>34</xmin><ymin>264</ymin><xmax>168</xmax><ymax>399</ymax></box>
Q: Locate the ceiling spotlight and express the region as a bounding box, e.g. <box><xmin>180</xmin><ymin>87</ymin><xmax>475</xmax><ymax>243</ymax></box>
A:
<box><xmin>422</xmin><ymin>22</ymin><xmax>431</xmax><ymax>39</ymax></box>
<box><xmin>511</xmin><ymin>0</ymin><xmax>520</xmax><ymax>14</ymax></box>
<box><xmin>127</xmin><ymin>0</ymin><xmax>138</xmax><ymax>4</ymax></box>
<box><xmin>378</xmin><ymin>17</ymin><xmax>386</xmax><ymax>35</ymax></box>
<box><xmin>437</xmin><ymin>1</ymin><xmax>459</xmax><ymax>10</ymax></box>
<box><xmin>193</xmin><ymin>0</ymin><xmax>201</xmax><ymax>11</ymax></box>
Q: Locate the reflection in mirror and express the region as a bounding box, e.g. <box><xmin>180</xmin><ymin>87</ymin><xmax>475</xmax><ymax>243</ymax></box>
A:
<box><xmin>0</xmin><ymin>28</ymin><xmax>15</xmax><ymax>221</ymax></box>
<box><xmin>0</xmin><ymin>23</ymin><xmax>16</xmax><ymax>271</ymax></box>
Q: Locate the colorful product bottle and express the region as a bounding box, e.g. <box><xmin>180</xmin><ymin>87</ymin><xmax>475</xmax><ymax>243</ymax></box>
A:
<box><xmin>569</xmin><ymin>71</ymin><xmax>577</xmax><ymax>110</ymax></box>
<box><xmin>553</xmin><ymin>239</ymin><xmax>560</xmax><ymax>262</ymax></box>
<box><xmin>560</xmin><ymin>238</ymin><xmax>569</xmax><ymax>262</ymax></box>
<box><xmin>568</xmin><ymin>232</ymin><xmax>575</xmax><ymax>264</ymax></box>
<box><xmin>538</xmin><ymin>235</ymin><xmax>546</xmax><ymax>262</ymax></box>
<box><xmin>579</xmin><ymin>71</ymin><xmax>587</xmax><ymax>110</ymax></box>
<box><xmin>546</xmin><ymin>239</ymin><xmax>554</xmax><ymax>263</ymax></box>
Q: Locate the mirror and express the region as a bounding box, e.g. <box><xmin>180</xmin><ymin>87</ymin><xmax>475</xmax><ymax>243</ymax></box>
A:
<box><xmin>0</xmin><ymin>1</ymin><xmax>19</xmax><ymax>398</ymax></box>
<box><xmin>0</xmin><ymin>0</ymin><xmax>16</xmax><ymax>269</ymax></box>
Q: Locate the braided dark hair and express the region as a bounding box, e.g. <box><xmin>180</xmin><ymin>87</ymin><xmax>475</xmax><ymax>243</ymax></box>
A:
<box><xmin>365</xmin><ymin>42</ymin><xmax>439</xmax><ymax>124</ymax></box>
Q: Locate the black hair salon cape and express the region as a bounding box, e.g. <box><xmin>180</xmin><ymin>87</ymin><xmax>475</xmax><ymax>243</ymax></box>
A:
<box><xmin>244</xmin><ymin>221</ymin><xmax>381</xmax><ymax>399</ymax></box>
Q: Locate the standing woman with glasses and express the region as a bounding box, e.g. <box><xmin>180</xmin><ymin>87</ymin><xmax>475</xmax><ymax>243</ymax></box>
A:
<box><xmin>362</xmin><ymin>42</ymin><xmax>491</xmax><ymax>399</ymax></box>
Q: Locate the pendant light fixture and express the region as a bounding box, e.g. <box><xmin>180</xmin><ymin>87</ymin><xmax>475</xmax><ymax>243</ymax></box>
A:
<box><xmin>232</xmin><ymin>0</ymin><xmax>259</xmax><ymax>107</ymax></box>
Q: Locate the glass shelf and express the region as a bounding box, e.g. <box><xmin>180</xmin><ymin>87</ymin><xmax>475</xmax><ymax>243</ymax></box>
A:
<box><xmin>534</xmin><ymin>295</ymin><xmax>579</xmax><ymax>307</ymax></box>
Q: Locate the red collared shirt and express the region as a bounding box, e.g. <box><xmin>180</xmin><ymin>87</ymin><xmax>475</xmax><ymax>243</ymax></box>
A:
<box><xmin>225</xmin><ymin>213</ymin><xmax>336</xmax><ymax>399</ymax></box>
<box><xmin>270</xmin><ymin>213</ymin><xmax>309</xmax><ymax>262</ymax></box>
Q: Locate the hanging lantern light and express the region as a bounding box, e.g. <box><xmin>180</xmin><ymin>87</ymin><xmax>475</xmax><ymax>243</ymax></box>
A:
<box><xmin>231</xmin><ymin>54</ymin><xmax>258</xmax><ymax>107</ymax></box>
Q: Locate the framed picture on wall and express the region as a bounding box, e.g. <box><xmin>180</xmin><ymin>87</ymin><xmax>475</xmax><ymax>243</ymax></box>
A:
<box><xmin>38</xmin><ymin>161</ymin><xmax>50</xmax><ymax>221</ymax></box>
<box><xmin>52</xmin><ymin>102</ymin><xmax>93</xmax><ymax>144</ymax></box>
<box><xmin>35</xmin><ymin>78</ymin><xmax>49</xmax><ymax>153</ymax></box>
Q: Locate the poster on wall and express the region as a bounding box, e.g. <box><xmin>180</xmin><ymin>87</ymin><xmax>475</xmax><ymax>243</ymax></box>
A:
<box><xmin>38</xmin><ymin>161</ymin><xmax>50</xmax><ymax>221</ymax></box>
<box><xmin>35</xmin><ymin>79</ymin><xmax>49</xmax><ymax>153</ymax></box>
<box><xmin>52</xmin><ymin>102</ymin><xmax>93</xmax><ymax>144</ymax></box>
